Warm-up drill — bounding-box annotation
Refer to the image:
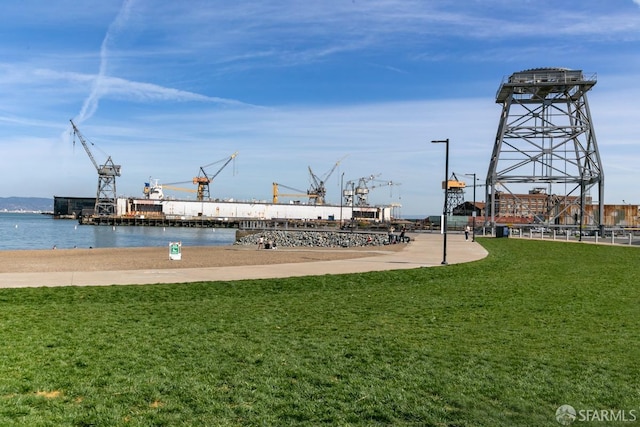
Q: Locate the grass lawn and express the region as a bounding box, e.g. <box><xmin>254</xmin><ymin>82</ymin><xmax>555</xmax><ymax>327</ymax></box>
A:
<box><xmin>1</xmin><ymin>238</ymin><xmax>640</xmax><ymax>426</ymax></box>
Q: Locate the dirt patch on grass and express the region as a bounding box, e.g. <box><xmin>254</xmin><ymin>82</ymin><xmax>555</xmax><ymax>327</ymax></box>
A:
<box><xmin>36</xmin><ymin>390</ymin><xmax>62</xmax><ymax>399</ymax></box>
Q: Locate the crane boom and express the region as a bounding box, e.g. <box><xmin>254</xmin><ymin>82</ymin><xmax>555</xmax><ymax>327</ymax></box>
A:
<box><xmin>323</xmin><ymin>155</ymin><xmax>346</xmax><ymax>183</ymax></box>
<box><xmin>70</xmin><ymin>119</ymin><xmax>99</xmax><ymax>172</ymax></box>
<box><xmin>70</xmin><ymin>120</ymin><xmax>121</xmax><ymax>177</ymax></box>
<box><xmin>210</xmin><ymin>151</ymin><xmax>238</xmax><ymax>181</ymax></box>
<box><xmin>272</xmin><ymin>182</ymin><xmax>319</xmax><ymax>204</ymax></box>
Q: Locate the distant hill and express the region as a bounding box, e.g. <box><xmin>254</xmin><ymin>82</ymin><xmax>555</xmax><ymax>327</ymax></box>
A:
<box><xmin>0</xmin><ymin>197</ymin><xmax>53</xmax><ymax>212</ymax></box>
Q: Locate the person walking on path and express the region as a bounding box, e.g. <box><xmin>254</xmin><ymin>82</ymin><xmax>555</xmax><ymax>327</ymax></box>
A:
<box><xmin>257</xmin><ymin>236</ymin><xmax>264</xmax><ymax>250</ymax></box>
<box><xmin>465</xmin><ymin>225</ymin><xmax>470</xmax><ymax>241</ymax></box>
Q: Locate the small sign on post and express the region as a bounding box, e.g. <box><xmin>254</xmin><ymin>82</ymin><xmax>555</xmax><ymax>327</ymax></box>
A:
<box><xmin>169</xmin><ymin>241</ymin><xmax>182</xmax><ymax>260</ymax></box>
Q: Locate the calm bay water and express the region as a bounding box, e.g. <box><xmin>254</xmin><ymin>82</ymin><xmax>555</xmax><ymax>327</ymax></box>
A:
<box><xmin>0</xmin><ymin>213</ymin><xmax>236</xmax><ymax>251</ymax></box>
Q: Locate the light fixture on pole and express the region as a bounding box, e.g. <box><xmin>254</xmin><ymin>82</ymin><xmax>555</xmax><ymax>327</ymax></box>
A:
<box><xmin>431</xmin><ymin>138</ymin><xmax>449</xmax><ymax>265</ymax></box>
<box><xmin>463</xmin><ymin>173</ymin><xmax>477</xmax><ymax>242</ymax></box>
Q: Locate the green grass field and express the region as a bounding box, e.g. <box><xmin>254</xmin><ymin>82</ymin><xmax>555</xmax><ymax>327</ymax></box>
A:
<box><xmin>1</xmin><ymin>238</ymin><xmax>639</xmax><ymax>426</ymax></box>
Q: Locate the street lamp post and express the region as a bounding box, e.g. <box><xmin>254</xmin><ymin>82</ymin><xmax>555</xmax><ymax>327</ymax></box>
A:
<box><xmin>431</xmin><ymin>138</ymin><xmax>449</xmax><ymax>265</ymax></box>
<box><xmin>340</xmin><ymin>172</ymin><xmax>344</xmax><ymax>228</ymax></box>
<box><xmin>464</xmin><ymin>173</ymin><xmax>477</xmax><ymax>242</ymax></box>
<box><xmin>350</xmin><ymin>181</ymin><xmax>355</xmax><ymax>231</ymax></box>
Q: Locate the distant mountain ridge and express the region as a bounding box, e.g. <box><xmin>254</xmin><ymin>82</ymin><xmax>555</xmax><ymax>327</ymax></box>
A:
<box><xmin>0</xmin><ymin>197</ymin><xmax>53</xmax><ymax>212</ymax></box>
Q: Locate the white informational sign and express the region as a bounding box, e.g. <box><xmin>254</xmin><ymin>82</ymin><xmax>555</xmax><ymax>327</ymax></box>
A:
<box><xmin>169</xmin><ymin>241</ymin><xmax>182</xmax><ymax>260</ymax></box>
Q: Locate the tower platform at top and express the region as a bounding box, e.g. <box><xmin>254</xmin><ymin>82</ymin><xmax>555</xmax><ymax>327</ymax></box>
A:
<box><xmin>495</xmin><ymin>67</ymin><xmax>597</xmax><ymax>102</ymax></box>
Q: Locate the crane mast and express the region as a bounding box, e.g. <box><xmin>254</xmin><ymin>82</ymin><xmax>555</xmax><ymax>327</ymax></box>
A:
<box><xmin>70</xmin><ymin>119</ymin><xmax>121</xmax><ymax>217</ymax></box>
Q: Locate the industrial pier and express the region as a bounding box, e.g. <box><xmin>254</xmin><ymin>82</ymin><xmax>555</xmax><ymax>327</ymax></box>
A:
<box><xmin>79</xmin><ymin>215</ymin><xmax>355</xmax><ymax>230</ymax></box>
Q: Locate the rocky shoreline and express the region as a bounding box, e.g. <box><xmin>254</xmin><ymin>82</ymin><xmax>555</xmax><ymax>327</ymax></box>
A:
<box><xmin>235</xmin><ymin>230</ymin><xmax>396</xmax><ymax>248</ymax></box>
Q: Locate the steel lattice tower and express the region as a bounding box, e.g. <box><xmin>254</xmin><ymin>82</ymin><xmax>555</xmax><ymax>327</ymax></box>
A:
<box><xmin>445</xmin><ymin>173</ymin><xmax>466</xmax><ymax>214</ymax></box>
<box><xmin>485</xmin><ymin>68</ymin><xmax>604</xmax><ymax>229</ymax></box>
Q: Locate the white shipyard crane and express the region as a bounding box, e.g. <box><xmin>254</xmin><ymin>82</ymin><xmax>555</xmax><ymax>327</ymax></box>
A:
<box><xmin>70</xmin><ymin>119</ymin><xmax>121</xmax><ymax>216</ymax></box>
<box><xmin>343</xmin><ymin>174</ymin><xmax>401</xmax><ymax>206</ymax></box>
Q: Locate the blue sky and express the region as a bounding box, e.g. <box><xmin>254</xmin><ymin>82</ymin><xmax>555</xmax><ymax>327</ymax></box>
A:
<box><xmin>1</xmin><ymin>0</ymin><xmax>639</xmax><ymax>216</ymax></box>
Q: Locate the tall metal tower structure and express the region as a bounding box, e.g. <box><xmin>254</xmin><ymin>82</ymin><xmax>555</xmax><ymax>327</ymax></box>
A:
<box><xmin>485</xmin><ymin>68</ymin><xmax>604</xmax><ymax>229</ymax></box>
<box><xmin>444</xmin><ymin>173</ymin><xmax>466</xmax><ymax>214</ymax></box>
<box><xmin>70</xmin><ymin>120</ymin><xmax>121</xmax><ymax>217</ymax></box>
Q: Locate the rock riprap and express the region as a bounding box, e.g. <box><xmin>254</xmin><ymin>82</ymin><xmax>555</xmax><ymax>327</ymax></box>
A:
<box><xmin>235</xmin><ymin>230</ymin><xmax>389</xmax><ymax>248</ymax></box>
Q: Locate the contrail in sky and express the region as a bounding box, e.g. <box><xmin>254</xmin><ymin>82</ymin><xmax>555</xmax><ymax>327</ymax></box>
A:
<box><xmin>75</xmin><ymin>0</ymin><xmax>134</xmax><ymax>124</ymax></box>
<box><xmin>70</xmin><ymin>0</ymin><xmax>259</xmax><ymax>130</ymax></box>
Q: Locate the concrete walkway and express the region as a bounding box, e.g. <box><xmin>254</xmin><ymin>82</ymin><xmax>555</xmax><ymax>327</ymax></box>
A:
<box><xmin>0</xmin><ymin>233</ymin><xmax>488</xmax><ymax>288</ymax></box>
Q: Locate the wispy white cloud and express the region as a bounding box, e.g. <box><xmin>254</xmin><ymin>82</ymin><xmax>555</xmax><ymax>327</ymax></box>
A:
<box><xmin>11</xmin><ymin>68</ymin><xmax>253</xmax><ymax>107</ymax></box>
<box><xmin>176</xmin><ymin>2</ymin><xmax>640</xmax><ymax>47</ymax></box>
<box><xmin>75</xmin><ymin>0</ymin><xmax>135</xmax><ymax>124</ymax></box>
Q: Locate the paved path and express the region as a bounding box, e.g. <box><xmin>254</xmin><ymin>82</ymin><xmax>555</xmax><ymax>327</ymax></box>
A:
<box><xmin>0</xmin><ymin>233</ymin><xmax>487</xmax><ymax>288</ymax></box>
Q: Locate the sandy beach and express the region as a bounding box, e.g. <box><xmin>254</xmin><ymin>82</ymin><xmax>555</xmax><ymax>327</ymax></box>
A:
<box><xmin>0</xmin><ymin>243</ymin><xmax>406</xmax><ymax>274</ymax></box>
<box><xmin>0</xmin><ymin>234</ymin><xmax>489</xmax><ymax>288</ymax></box>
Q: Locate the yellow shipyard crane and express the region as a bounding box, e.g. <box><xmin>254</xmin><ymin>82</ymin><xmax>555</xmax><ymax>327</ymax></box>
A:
<box><xmin>192</xmin><ymin>152</ymin><xmax>238</xmax><ymax>201</ymax></box>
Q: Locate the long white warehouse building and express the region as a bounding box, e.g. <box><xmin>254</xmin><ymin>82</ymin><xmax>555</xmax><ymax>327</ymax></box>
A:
<box><xmin>120</xmin><ymin>197</ymin><xmax>392</xmax><ymax>222</ymax></box>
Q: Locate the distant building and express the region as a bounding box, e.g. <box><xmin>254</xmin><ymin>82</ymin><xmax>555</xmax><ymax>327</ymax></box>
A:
<box><xmin>452</xmin><ymin>188</ymin><xmax>640</xmax><ymax>228</ymax></box>
<box><xmin>452</xmin><ymin>201</ymin><xmax>485</xmax><ymax>217</ymax></box>
<box><xmin>53</xmin><ymin>196</ymin><xmax>96</xmax><ymax>219</ymax></box>
<box><xmin>486</xmin><ymin>188</ymin><xmax>588</xmax><ymax>225</ymax></box>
